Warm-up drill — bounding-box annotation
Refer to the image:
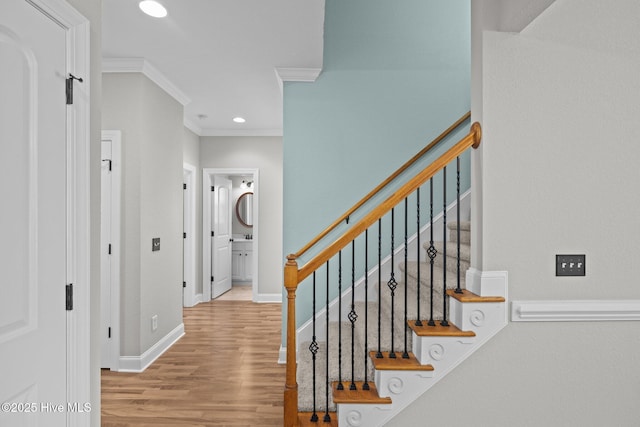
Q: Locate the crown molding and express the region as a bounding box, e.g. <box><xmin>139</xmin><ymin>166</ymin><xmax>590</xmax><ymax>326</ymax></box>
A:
<box><xmin>102</xmin><ymin>57</ymin><xmax>191</xmax><ymax>106</ymax></box>
<box><xmin>274</xmin><ymin>67</ymin><xmax>322</xmax><ymax>93</ymax></box>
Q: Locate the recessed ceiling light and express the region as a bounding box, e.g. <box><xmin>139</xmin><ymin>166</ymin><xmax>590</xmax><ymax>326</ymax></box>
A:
<box><xmin>139</xmin><ymin>1</ymin><xmax>167</xmax><ymax>18</ymax></box>
<box><xmin>233</xmin><ymin>117</ymin><xmax>246</xmax><ymax>124</ymax></box>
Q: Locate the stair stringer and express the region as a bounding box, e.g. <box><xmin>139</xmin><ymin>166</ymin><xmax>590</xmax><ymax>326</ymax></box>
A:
<box><xmin>336</xmin><ymin>269</ymin><xmax>508</xmax><ymax>427</ymax></box>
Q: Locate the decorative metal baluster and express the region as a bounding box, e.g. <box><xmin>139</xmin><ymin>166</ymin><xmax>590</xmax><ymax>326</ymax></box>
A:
<box><xmin>309</xmin><ymin>272</ymin><xmax>319</xmax><ymax>422</ymax></box>
<box><xmin>388</xmin><ymin>208</ymin><xmax>397</xmax><ymax>358</ymax></box>
<box><xmin>402</xmin><ymin>198</ymin><xmax>409</xmax><ymax>359</ymax></box>
<box><xmin>427</xmin><ymin>179</ymin><xmax>436</xmax><ymax>326</ymax></box>
<box><xmin>455</xmin><ymin>156</ymin><xmax>463</xmax><ymax>294</ymax></box>
<box><xmin>363</xmin><ymin>230</ymin><xmax>370</xmax><ymax>390</ymax></box>
<box><xmin>337</xmin><ymin>251</ymin><xmax>344</xmax><ymax>390</ymax></box>
<box><xmin>376</xmin><ymin>219</ymin><xmax>383</xmax><ymax>359</ymax></box>
<box><xmin>349</xmin><ymin>240</ymin><xmax>358</xmax><ymax>390</ymax></box>
<box><xmin>415</xmin><ymin>187</ymin><xmax>423</xmax><ymax>327</ymax></box>
<box><xmin>441</xmin><ymin>167</ymin><xmax>450</xmax><ymax>327</ymax></box>
<box><xmin>324</xmin><ymin>261</ymin><xmax>331</xmax><ymax>423</ymax></box>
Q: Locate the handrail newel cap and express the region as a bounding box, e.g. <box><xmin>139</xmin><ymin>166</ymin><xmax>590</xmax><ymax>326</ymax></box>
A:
<box><xmin>471</xmin><ymin>121</ymin><xmax>482</xmax><ymax>149</ymax></box>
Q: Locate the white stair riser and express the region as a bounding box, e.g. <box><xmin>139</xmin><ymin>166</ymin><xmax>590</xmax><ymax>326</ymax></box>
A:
<box><xmin>450</xmin><ymin>299</ymin><xmax>505</xmax><ymax>335</ymax></box>
<box><xmin>412</xmin><ymin>334</ymin><xmax>475</xmax><ymax>366</ymax></box>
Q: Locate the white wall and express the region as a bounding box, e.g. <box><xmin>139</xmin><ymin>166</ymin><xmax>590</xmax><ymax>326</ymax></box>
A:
<box><xmin>102</xmin><ymin>73</ymin><xmax>184</xmax><ymax>357</ymax></box>
<box><xmin>200</xmin><ymin>136</ymin><xmax>283</xmax><ymax>298</ymax></box>
<box><xmin>390</xmin><ymin>1</ymin><xmax>640</xmax><ymax>425</ymax></box>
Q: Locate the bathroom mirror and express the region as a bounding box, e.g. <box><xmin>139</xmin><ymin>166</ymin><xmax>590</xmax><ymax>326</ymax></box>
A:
<box><xmin>236</xmin><ymin>192</ymin><xmax>253</xmax><ymax>228</ymax></box>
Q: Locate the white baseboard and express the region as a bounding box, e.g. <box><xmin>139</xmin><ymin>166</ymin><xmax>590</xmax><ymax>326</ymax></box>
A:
<box><xmin>255</xmin><ymin>293</ymin><xmax>282</xmax><ymax>303</ymax></box>
<box><xmin>278</xmin><ymin>345</ymin><xmax>287</xmax><ymax>365</ymax></box>
<box><xmin>193</xmin><ymin>293</ymin><xmax>204</xmax><ymax>305</ymax></box>
<box><xmin>511</xmin><ymin>300</ymin><xmax>640</xmax><ymax>322</ymax></box>
<box><xmin>118</xmin><ymin>323</ymin><xmax>185</xmax><ymax>372</ymax></box>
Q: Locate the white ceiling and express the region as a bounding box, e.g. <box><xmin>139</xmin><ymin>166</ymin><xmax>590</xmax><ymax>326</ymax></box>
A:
<box><xmin>102</xmin><ymin>0</ymin><xmax>325</xmax><ymax>136</ymax></box>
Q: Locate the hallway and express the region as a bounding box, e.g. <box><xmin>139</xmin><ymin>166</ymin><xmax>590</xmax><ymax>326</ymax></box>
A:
<box><xmin>101</xmin><ymin>299</ymin><xmax>284</xmax><ymax>426</ymax></box>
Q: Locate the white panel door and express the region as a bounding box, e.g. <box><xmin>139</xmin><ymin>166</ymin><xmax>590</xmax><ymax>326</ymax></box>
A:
<box><xmin>211</xmin><ymin>176</ymin><xmax>232</xmax><ymax>298</ymax></box>
<box><xmin>0</xmin><ymin>0</ymin><xmax>68</xmax><ymax>425</ymax></box>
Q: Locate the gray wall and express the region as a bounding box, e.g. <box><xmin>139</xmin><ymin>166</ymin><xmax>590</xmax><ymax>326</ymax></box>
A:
<box><xmin>65</xmin><ymin>0</ymin><xmax>102</xmax><ymax>423</ymax></box>
<box><xmin>200</xmin><ymin>136</ymin><xmax>283</xmax><ymax>298</ymax></box>
<box><xmin>102</xmin><ymin>73</ymin><xmax>184</xmax><ymax>357</ymax></box>
<box><xmin>390</xmin><ymin>1</ymin><xmax>640</xmax><ymax>425</ymax></box>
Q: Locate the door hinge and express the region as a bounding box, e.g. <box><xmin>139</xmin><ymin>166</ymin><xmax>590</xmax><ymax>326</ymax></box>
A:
<box><xmin>211</xmin><ymin>186</ymin><xmax>215</xmax><ymax>192</ymax></box>
<box><xmin>183</xmin><ymin>232</ymin><xmax>186</xmax><ymax>239</ymax></box>
<box><xmin>108</xmin><ymin>243</ymin><xmax>112</xmax><ymax>255</ymax></box>
<box><xmin>211</xmin><ymin>231</ymin><xmax>214</xmax><ymax>237</ymax></box>
<box><xmin>183</xmin><ymin>183</ymin><xmax>187</xmax><ymax>190</ymax></box>
<box><xmin>108</xmin><ymin>327</ymin><xmax>111</xmax><ymax>338</ymax></box>
<box><xmin>183</xmin><ymin>281</ymin><xmax>186</xmax><ymax>288</ymax></box>
<box><xmin>211</xmin><ymin>276</ymin><xmax>214</xmax><ymax>282</ymax></box>
<box><xmin>65</xmin><ymin>74</ymin><xmax>83</xmax><ymax>105</ymax></box>
<box><xmin>66</xmin><ymin>284</ymin><xmax>73</xmax><ymax>310</ymax></box>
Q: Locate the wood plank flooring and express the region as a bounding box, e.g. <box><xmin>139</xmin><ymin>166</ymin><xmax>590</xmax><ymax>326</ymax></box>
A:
<box><xmin>101</xmin><ymin>300</ymin><xmax>285</xmax><ymax>427</ymax></box>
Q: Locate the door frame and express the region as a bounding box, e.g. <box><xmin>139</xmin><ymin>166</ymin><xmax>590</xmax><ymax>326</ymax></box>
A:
<box><xmin>202</xmin><ymin>168</ymin><xmax>259</xmax><ymax>302</ymax></box>
<box><xmin>183</xmin><ymin>163</ymin><xmax>197</xmax><ymax>307</ymax></box>
<box><xmin>33</xmin><ymin>0</ymin><xmax>92</xmax><ymax>418</ymax></box>
<box><xmin>101</xmin><ymin>130</ymin><xmax>121</xmax><ymax>370</ymax></box>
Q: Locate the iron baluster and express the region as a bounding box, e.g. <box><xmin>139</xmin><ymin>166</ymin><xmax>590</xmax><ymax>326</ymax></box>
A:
<box><xmin>441</xmin><ymin>167</ymin><xmax>449</xmax><ymax>327</ymax></box>
<box><xmin>324</xmin><ymin>261</ymin><xmax>331</xmax><ymax>423</ymax></box>
<box><xmin>388</xmin><ymin>208</ymin><xmax>397</xmax><ymax>358</ymax></box>
<box><xmin>363</xmin><ymin>230</ymin><xmax>370</xmax><ymax>390</ymax></box>
<box><xmin>309</xmin><ymin>272</ymin><xmax>319</xmax><ymax>422</ymax></box>
<box><xmin>349</xmin><ymin>240</ymin><xmax>358</xmax><ymax>390</ymax></box>
<box><xmin>403</xmin><ymin>198</ymin><xmax>409</xmax><ymax>359</ymax></box>
<box><xmin>376</xmin><ymin>219</ymin><xmax>383</xmax><ymax>359</ymax></box>
<box><xmin>427</xmin><ymin>178</ymin><xmax>436</xmax><ymax>326</ymax></box>
<box><xmin>455</xmin><ymin>156</ymin><xmax>463</xmax><ymax>294</ymax></box>
<box><xmin>415</xmin><ymin>187</ymin><xmax>423</xmax><ymax>327</ymax></box>
<box><xmin>337</xmin><ymin>251</ymin><xmax>344</xmax><ymax>390</ymax></box>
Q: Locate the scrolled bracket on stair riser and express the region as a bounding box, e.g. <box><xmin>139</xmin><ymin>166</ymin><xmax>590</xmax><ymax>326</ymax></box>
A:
<box><xmin>412</xmin><ymin>335</ymin><xmax>474</xmax><ymax>366</ymax></box>
<box><xmin>337</xmin><ymin>404</ymin><xmax>392</xmax><ymax>427</ymax></box>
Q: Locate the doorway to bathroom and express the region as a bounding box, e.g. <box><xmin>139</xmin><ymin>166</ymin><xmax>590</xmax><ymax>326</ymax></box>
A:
<box><xmin>202</xmin><ymin>168</ymin><xmax>259</xmax><ymax>302</ymax></box>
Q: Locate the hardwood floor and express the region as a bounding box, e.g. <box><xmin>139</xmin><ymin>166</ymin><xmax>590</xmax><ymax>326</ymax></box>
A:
<box><xmin>101</xmin><ymin>300</ymin><xmax>285</xmax><ymax>427</ymax></box>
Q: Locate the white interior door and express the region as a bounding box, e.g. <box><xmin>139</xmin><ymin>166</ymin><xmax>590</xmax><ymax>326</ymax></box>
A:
<box><xmin>211</xmin><ymin>176</ymin><xmax>232</xmax><ymax>298</ymax></box>
<box><xmin>0</xmin><ymin>1</ymin><xmax>68</xmax><ymax>425</ymax></box>
<box><xmin>101</xmin><ymin>141</ymin><xmax>113</xmax><ymax>368</ymax></box>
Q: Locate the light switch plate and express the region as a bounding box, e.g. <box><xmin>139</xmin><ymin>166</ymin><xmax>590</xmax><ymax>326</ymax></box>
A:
<box><xmin>556</xmin><ymin>254</ymin><xmax>585</xmax><ymax>276</ymax></box>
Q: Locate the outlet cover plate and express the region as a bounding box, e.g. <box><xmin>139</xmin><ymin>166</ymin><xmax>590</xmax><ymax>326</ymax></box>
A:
<box><xmin>556</xmin><ymin>254</ymin><xmax>585</xmax><ymax>276</ymax></box>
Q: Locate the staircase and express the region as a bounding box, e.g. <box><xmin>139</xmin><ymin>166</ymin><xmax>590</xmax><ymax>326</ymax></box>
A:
<box><xmin>284</xmin><ymin>119</ymin><xmax>509</xmax><ymax>426</ymax></box>
<box><xmin>295</xmin><ymin>221</ymin><xmax>507</xmax><ymax>426</ymax></box>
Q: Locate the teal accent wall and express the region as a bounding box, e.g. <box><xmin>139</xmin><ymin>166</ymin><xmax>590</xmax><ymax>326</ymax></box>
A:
<box><xmin>283</xmin><ymin>0</ymin><xmax>471</xmax><ymax>342</ymax></box>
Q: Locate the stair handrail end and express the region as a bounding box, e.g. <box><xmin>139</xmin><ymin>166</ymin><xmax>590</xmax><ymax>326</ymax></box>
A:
<box><xmin>471</xmin><ymin>121</ymin><xmax>482</xmax><ymax>149</ymax></box>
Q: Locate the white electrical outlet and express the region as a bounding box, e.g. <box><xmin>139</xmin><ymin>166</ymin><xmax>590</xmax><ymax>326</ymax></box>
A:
<box><xmin>151</xmin><ymin>315</ymin><xmax>158</xmax><ymax>331</ymax></box>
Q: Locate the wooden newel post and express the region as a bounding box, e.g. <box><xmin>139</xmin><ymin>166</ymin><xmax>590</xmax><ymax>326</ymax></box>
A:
<box><xmin>284</xmin><ymin>255</ymin><xmax>299</xmax><ymax>426</ymax></box>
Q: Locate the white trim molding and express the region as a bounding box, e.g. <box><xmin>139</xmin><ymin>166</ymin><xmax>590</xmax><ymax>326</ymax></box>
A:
<box><xmin>274</xmin><ymin>67</ymin><xmax>322</xmax><ymax>94</ymax></box>
<box><xmin>102</xmin><ymin>57</ymin><xmax>191</xmax><ymax>106</ymax></box>
<box><xmin>511</xmin><ymin>300</ymin><xmax>640</xmax><ymax>322</ymax></box>
<box><xmin>255</xmin><ymin>293</ymin><xmax>283</xmax><ymax>303</ymax></box>
<box><xmin>118</xmin><ymin>323</ymin><xmax>185</xmax><ymax>372</ymax></box>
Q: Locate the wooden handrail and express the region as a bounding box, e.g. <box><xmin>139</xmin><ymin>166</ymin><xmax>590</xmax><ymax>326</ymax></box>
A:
<box><xmin>292</xmin><ymin>111</ymin><xmax>471</xmax><ymax>260</ymax></box>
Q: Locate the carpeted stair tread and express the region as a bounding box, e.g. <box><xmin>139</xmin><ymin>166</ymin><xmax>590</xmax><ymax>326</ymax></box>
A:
<box><xmin>448</xmin><ymin>221</ymin><xmax>470</xmax><ymax>231</ymax></box>
<box><xmin>398</xmin><ymin>262</ymin><xmax>467</xmax><ymax>290</ymax></box>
